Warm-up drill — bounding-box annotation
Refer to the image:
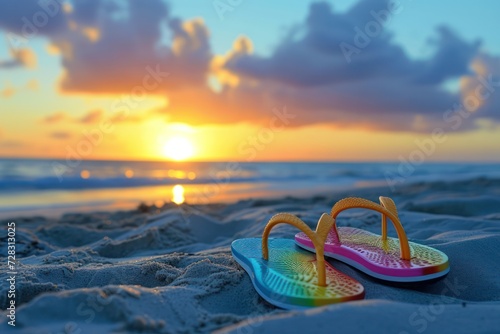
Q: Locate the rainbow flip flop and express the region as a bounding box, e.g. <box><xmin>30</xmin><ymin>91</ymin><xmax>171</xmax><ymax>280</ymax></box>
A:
<box><xmin>231</xmin><ymin>213</ymin><xmax>365</xmax><ymax>309</ymax></box>
<box><xmin>295</xmin><ymin>197</ymin><xmax>450</xmax><ymax>282</ymax></box>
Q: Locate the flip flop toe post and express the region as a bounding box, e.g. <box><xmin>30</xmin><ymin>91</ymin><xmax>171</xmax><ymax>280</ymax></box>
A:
<box><xmin>295</xmin><ymin>197</ymin><xmax>450</xmax><ymax>282</ymax></box>
<box><xmin>231</xmin><ymin>213</ymin><xmax>365</xmax><ymax>309</ymax></box>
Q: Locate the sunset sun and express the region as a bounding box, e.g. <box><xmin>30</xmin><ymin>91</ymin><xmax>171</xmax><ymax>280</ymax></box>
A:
<box><xmin>163</xmin><ymin>136</ymin><xmax>195</xmax><ymax>161</ymax></box>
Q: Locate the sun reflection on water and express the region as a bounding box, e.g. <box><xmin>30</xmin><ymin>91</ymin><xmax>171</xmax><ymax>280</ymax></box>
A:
<box><xmin>172</xmin><ymin>184</ymin><xmax>185</xmax><ymax>204</ymax></box>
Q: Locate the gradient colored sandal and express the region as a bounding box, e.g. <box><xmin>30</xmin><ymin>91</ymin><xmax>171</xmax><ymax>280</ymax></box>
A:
<box><xmin>295</xmin><ymin>197</ymin><xmax>450</xmax><ymax>282</ymax></box>
<box><xmin>231</xmin><ymin>213</ymin><xmax>365</xmax><ymax>309</ymax></box>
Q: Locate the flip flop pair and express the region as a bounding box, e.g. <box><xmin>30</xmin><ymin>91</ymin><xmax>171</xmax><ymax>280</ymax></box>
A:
<box><xmin>231</xmin><ymin>196</ymin><xmax>450</xmax><ymax>309</ymax></box>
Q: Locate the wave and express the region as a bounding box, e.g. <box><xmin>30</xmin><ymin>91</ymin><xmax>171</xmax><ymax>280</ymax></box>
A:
<box><xmin>1</xmin><ymin>160</ymin><xmax>499</xmax><ymax>193</ymax></box>
<box><xmin>0</xmin><ymin>174</ymin><xmax>327</xmax><ymax>192</ymax></box>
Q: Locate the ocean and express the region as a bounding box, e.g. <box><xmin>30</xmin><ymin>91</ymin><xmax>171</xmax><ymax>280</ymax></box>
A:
<box><xmin>0</xmin><ymin>158</ymin><xmax>499</xmax><ymax>218</ymax></box>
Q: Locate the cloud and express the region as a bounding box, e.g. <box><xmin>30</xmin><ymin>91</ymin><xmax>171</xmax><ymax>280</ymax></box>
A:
<box><xmin>54</xmin><ymin>0</ymin><xmax>209</xmax><ymax>94</ymax></box>
<box><xmin>79</xmin><ymin>109</ymin><xmax>103</xmax><ymax>123</ymax></box>
<box><xmin>41</xmin><ymin>109</ymin><xmax>149</xmax><ymax>125</ymax></box>
<box><xmin>43</xmin><ymin>109</ymin><xmax>103</xmax><ymax>124</ymax></box>
<box><xmin>1</xmin><ymin>0</ymin><xmax>499</xmax><ymax>132</ymax></box>
<box><xmin>140</xmin><ymin>0</ymin><xmax>500</xmax><ymax>133</ymax></box>
<box><xmin>194</xmin><ymin>0</ymin><xmax>498</xmax><ymax>131</ymax></box>
<box><xmin>416</xmin><ymin>26</ymin><xmax>481</xmax><ymax>84</ymax></box>
<box><xmin>0</xmin><ymin>0</ymin><xmax>67</xmax><ymax>37</ymax></box>
<box><xmin>0</xmin><ymin>140</ymin><xmax>24</xmax><ymax>148</ymax></box>
<box><xmin>0</xmin><ymin>84</ymin><xmax>16</xmax><ymax>98</ymax></box>
<box><xmin>42</xmin><ymin>111</ymin><xmax>69</xmax><ymax>123</ymax></box>
<box><xmin>49</xmin><ymin>131</ymin><xmax>72</xmax><ymax>139</ymax></box>
<box><xmin>459</xmin><ymin>54</ymin><xmax>500</xmax><ymax>119</ymax></box>
<box><xmin>0</xmin><ymin>0</ymin><xmax>210</xmax><ymax>93</ymax></box>
<box><xmin>0</xmin><ymin>79</ymin><xmax>40</xmax><ymax>98</ymax></box>
<box><xmin>0</xmin><ymin>46</ymin><xmax>37</xmax><ymax>69</ymax></box>
<box><xmin>109</xmin><ymin>111</ymin><xmax>147</xmax><ymax>123</ymax></box>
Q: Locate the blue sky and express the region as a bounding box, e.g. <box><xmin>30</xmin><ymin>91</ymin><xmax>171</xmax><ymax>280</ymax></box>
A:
<box><xmin>2</xmin><ymin>0</ymin><xmax>499</xmax><ymax>91</ymax></box>
<box><xmin>4</xmin><ymin>0</ymin><xmax>500</xmax><ymax>72</ymax></box>
<box><xmin>168</xmin><ymin>0</ymin><xmax>500</xmax><ymax>57</ymax></box>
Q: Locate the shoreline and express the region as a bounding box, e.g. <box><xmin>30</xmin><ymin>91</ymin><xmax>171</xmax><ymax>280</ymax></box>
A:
<box><xmin>2</xmin><ymin>159</ymin><xmax>500</xmax><ymax>221</ymax></box>
<box><xmin>3</xmin><ymin>173</ymin><xmax>500</xmax><ymax>221</ymax></box>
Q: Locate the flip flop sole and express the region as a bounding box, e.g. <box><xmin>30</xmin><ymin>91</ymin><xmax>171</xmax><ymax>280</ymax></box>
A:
<box><xmin>231</xmin><ymin>238</ymin><xmax>365</xmax><ymax>309</ymax></box>
<box><xmin>295</xmin><ymin>227</ymin><xmax>449</xmax><ymax>282</ymax></box>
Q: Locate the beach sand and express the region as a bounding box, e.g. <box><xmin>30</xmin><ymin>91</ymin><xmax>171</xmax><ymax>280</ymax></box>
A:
<box><xmin>1</xmin><ymin>177</ymin><xmax>500</xmax><ymax>333</ymax></box>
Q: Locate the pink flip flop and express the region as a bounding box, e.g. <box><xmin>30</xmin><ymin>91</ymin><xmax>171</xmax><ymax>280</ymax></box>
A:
<box><xmin>295</xmin><ymin>197</ymin><xmax>449</xmax><ymax>282</ymax></box>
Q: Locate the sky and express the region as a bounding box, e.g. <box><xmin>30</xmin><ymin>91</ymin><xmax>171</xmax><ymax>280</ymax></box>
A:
<box><xmin>0</xmin><ymin>0</ymin><xmax>499</xmax><ymax>162</ymax></box>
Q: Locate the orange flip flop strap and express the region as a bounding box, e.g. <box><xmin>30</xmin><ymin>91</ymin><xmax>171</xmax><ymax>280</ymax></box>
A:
<box><xmin>379</xmin><ymin>196</ymin><xmax>400</xmax><ymax>240</ymax></box>
<box><xmin>330</xmin><ymin>197</ymin><xmax>411</xmax><ymax>260</ymax></box>
<box><xmin>262</xmin><ymin>213</ymin><xmax>335</xmax><ymax>287</ymax></box>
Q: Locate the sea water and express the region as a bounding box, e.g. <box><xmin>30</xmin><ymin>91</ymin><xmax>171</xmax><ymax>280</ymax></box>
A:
<box><xmin>0</xmin><ymin>158</ymin><xmax>499</xmax><ymax>218</ymax></box>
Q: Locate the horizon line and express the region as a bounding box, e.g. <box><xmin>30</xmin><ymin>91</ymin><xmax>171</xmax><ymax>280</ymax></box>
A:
<box><xmin>0</xmin><ymin>156</ymin><xmax>499</xmax><ymax>164</ymax></box>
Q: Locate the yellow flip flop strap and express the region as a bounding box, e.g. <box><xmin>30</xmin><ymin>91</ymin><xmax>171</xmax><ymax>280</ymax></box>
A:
<box><xmin>330</xmin><ymin>197</ymin><xmax>411</xmax><ymax>260</ymax></box>
<box><xmin>262</xmin><ymin>213</ymin><xmax>335</xmax><ymax>287</ymax></box>
<box><xmin>379</xmin><ymin>196</ymin><xmax>400</xmax><ymax>240</ymax></box>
